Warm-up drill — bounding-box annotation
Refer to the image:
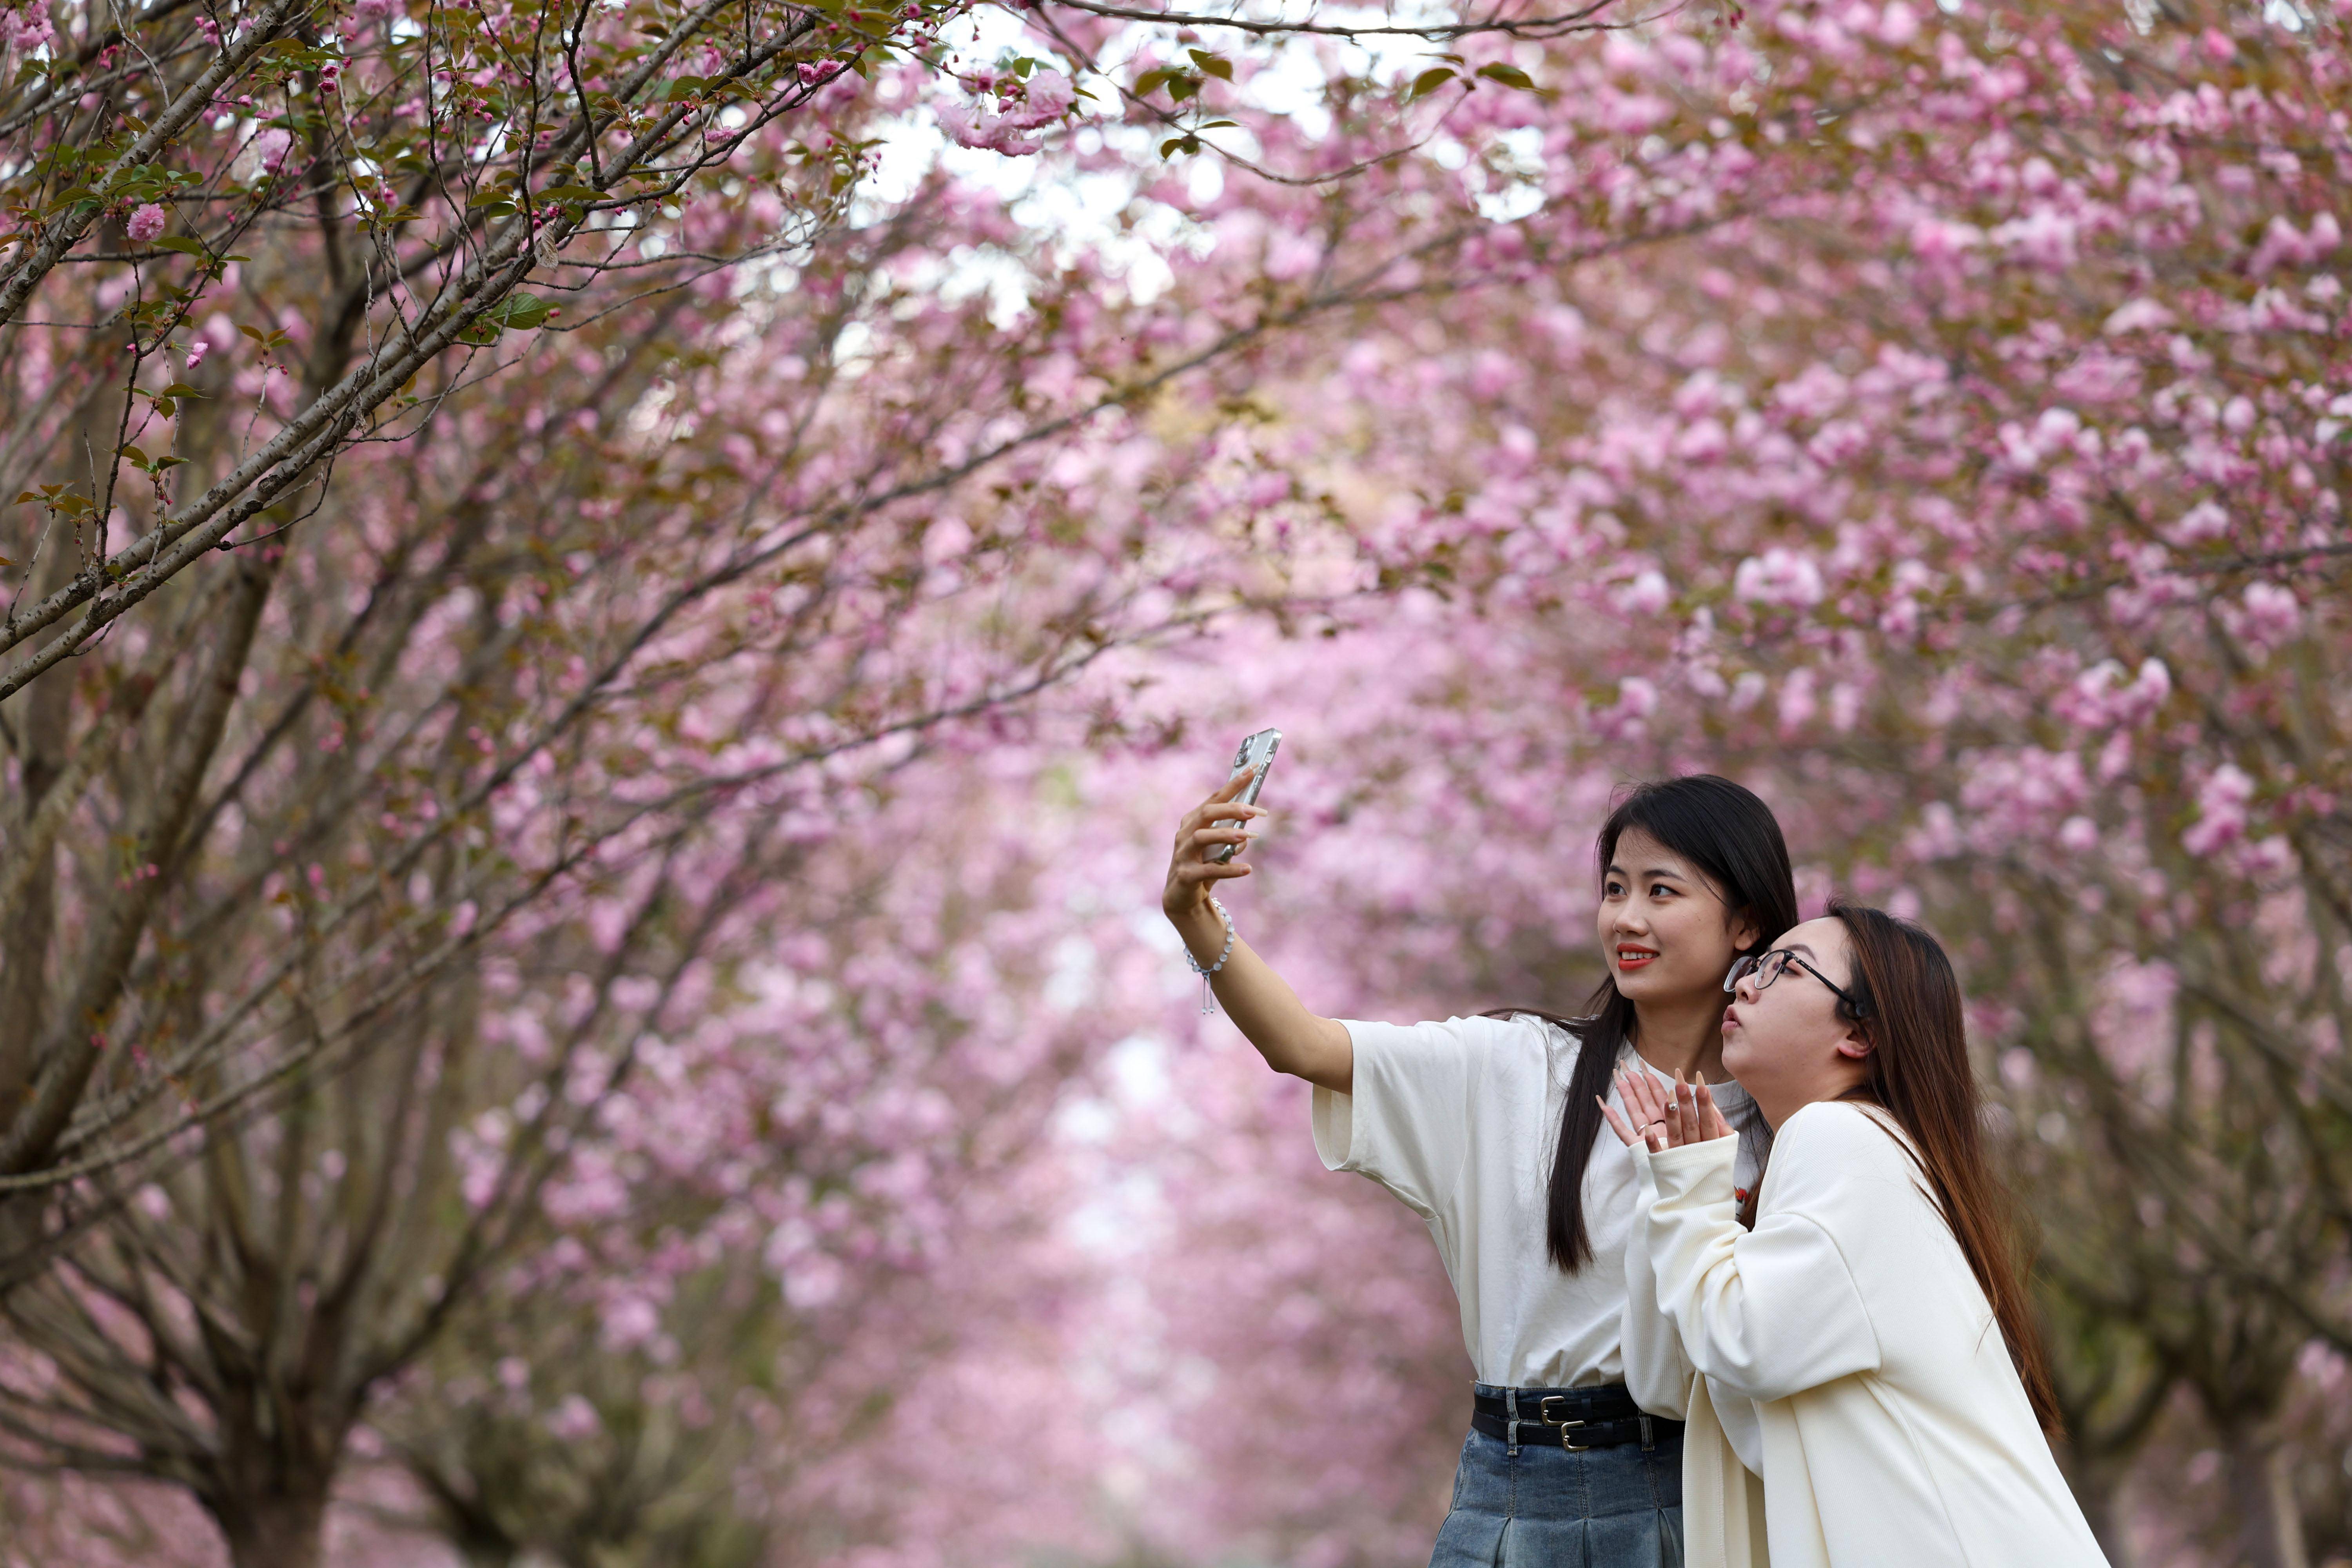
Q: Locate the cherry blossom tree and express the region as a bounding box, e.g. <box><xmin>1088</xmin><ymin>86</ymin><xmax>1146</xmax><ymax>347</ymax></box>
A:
<box><xmin>0</xmin><ymin>116</ymin><xmax>1299</xmax><ymax>1565</ymax></box>
<box><xmin>0</xmin><ymin>0</ymin><xmax>1665</xmax><ymax>1551</ymax></box>
<box><xmin>0</xmin><ymin>0</ymin><xmax>1648</xmax><ymax>1205</ymax></box>
<box><xmin>1022</xmin><ymin>2</ymin><xmax>2352</xmax><ymax>1562</ymax></box>
<box><xmin>365</xmin><ymin>774</ymin><xmax>1132</xmax><ymax>1568</ymax></box>
<box><xmin>8</xmin><ymin>0</ymin><xmax>2351</xmax><ymax>1564</ymax></box>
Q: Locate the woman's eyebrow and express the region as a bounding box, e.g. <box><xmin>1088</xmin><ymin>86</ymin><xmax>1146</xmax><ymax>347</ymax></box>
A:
<box><xmin>1783</xmin><ymin>942</ymin><xmax>1818</xmax><ymax>957</ymax></box>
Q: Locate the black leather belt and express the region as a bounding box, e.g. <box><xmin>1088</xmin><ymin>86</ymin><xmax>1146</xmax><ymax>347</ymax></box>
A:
<box><xmin>1470</xmin><ymin>1385</ymin><xmax>1681</xmax><ymax>1452</ymax></box>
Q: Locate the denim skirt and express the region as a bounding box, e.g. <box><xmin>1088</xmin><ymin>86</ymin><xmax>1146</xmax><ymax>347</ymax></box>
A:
<box><xmin>1428</xmin><ymin>1385</ymin><xmax>1684</xmax><ymax>1568</ymax></box>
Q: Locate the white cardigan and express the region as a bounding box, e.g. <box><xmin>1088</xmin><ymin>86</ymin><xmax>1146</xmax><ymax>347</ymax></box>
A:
<box><xmin>1621</xmin><ymin>1101</ymin><xmax>2110</xmax><ymax>1568</ymax></box>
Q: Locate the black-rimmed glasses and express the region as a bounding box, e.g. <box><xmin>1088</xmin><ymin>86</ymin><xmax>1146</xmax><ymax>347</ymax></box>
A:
<box><xmin>1723</xmin><ymin>948</ymin><xmax>1871</xmax><ymax>1018</ymax></box>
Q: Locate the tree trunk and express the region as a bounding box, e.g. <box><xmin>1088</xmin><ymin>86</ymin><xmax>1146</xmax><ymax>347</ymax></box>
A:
<box><xmin>0</xmin><ymin>648</ymin><xmax>68</xmax><ymax>1092</ymax></box>
<box><xmin>2066</xmin><ymin>1455</ymin><xmax>2138</xmax><ymax>1568</ymax></box>
<box><xmin>2223</xmin><ymin>1423</ymin><xmax>2310</xmax><ymax>1568</ymax></box>
<box><xmin>209</xmin><ymin>1488</ymin><xmax>330</xmax><ymax>1568</ymax></box>
<box><xmin>0</xmin><ymin>465</ymin><xmax>81</xmax><ymax>1105</ymax></box>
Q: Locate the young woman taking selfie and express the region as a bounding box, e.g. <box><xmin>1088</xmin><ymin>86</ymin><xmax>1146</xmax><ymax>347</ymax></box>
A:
<box><xmin>1163</xmin><ymin>768</ymin><xmax>1799</xmax><ymax>1566</ymax></box>
<box><xmin>1602</xmin><ymin>901</ymin><xmax>2109</xmax><ymax>1568</ymax></box>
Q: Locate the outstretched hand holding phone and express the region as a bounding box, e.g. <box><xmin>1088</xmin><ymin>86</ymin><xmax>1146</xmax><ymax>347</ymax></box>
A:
<box><xmin>1161</xmin><ymin>736</ymin><xmax>1353</xmax><ymax>1093</ymax></box>
<box><xmin>1162</xmin><ymin>765</ymin><xmax>1263</xmax><ymax>918</ymax></box>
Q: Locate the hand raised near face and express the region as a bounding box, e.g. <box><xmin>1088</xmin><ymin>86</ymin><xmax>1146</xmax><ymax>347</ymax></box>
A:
<box><xmin>1674</xmin><ymin>1070</ymin><xmax>1733</xmax><ymax>1145</ymax></box>
<box><xmin>1598</xmin><ymin>1065</ymin><xmax>1733</xmax><ymax>1153</ymax></box>
<box><xmin>1599</xmin><ymin>1065</ymin><xmax>1669</xmax><ymax>1153</ymax></box>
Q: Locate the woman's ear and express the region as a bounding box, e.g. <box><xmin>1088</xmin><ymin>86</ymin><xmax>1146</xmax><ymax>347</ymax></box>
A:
<box><xmin>1728</xmin><ymin>909</ymin><xmax>1762</xmax><ymax>953</ymax></box>
<box><xmin>1833</xmin><ymin>1024</ymin><xmax>1875</xmax><ymax>1062</ymax></box>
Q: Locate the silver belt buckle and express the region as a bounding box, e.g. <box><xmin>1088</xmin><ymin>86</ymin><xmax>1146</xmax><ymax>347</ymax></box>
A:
<box><xmin>1537</xmin><ymin>1395</ymin><xmax>1590</xmax><ymax>1452</ymax></box>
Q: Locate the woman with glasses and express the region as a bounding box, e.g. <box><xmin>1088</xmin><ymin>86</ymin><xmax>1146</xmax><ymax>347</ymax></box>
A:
<box><xmin>1601</xmin><ymin>902</ymin><xmax>2109</xmax><ymax>1568</ymax></box>
<box><xmin>1163</xmin><ymin>772</ymin><xmax>1798</xmax><ymax>1568</ymax></box>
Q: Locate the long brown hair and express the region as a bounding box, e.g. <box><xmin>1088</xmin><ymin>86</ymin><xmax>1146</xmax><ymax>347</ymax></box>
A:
<box><xmin>1822</xmin><ymin>898</ymin><xmax>2063</xmax><ymax>1436</ymax></box>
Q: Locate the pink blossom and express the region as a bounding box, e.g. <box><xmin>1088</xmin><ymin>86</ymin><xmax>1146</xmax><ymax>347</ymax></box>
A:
<box><xmin>2101</xmin><ymin>298</ymin><xmax>2174</xmax><ymax>336</ymax></box>
<box><xmin>1777</xmin><ymin>666</ymin><xmax>1818</xmax><ymax>733</ymax></box>
<box><xmin>545</xmin><ymin>1394</ymin><xmax>602</xmax><ymax>1441</ymax></box>
<box><xmin>125</xmin><ymin>203</ymin><xmax>166</xmax><ymax>243</ymax></box>
<box><xmin>2233</xmin><ymin>581</ymin><xmax>2301</xmax><ymax>652</ymax></box>
<box><xmin>1021</xmin><ymin>69</ymin><xmax>1075</xmax><ymax>120</ymax></box>
<box><xmin>1262</xmin><ymin>232</ymin><xmax>1322</xmax><ymax>282</ymax></box>
<box><xmin>2165</xmin><ymin>500</ymin><xmax>2229</xmax><ymax>545</ymax></box>
<box><xmin>1733</xmin><ymin>547</ymin><xmax>1826</xmax><ymax>608</ymax></box>
<box><xmin>1908</xmin><ymin>217</ymin><xmax>1983</xmax><ymax>262</ymax></box>
<box><xmin>2181</xmin><ymin>764</ymin><xmax>2256</xmax><ymax>857</ymax></box>
<box><xmin>599</xmin><ymin>1295</ymin><xmax>661</xmax><ymax>1351</ymax></box>
<box><xmin>249</xmin><ymin>127</ymin><xmax>293</xmax><ymax>175</ymax></box>
<box><xmin>936</xmin><ymin>69</ymin><xmax>1078</xmax><ymax>158</ymax></box>
<box><xmin>0</xmin><ymin>4</ymin><xmax>54</xmax><ymax>51</ymax></box>
<box><xmin>1616</xmin><ymin>569</ymin><xmax>1671</xmax><ymax>615</ymax></box>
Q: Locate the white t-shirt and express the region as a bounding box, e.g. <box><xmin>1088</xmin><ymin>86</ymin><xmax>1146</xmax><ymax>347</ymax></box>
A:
<box><xmin>1311</xmin><ymin>1012</ymin><xmax>1763</xmax><ymax>1390</ymax></box>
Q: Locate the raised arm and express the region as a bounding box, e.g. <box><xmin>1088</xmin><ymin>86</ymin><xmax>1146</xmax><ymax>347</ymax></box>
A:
<box><xmin>1642</xmin><ymin>1135</ymin><xmax>1882</xmax><ymax>1405</ymax></box>
<box><xmin>1601</xmin><ymin>1066</ymin><xmax>1729</xmax><ymax>1419</ymax></box>
<box><xmin>1618</xmin><ymin>1155</ymin><xmax>1697</xmax><ymax>1419</ymax></box>
<box><xmin>1162</xmin><ymin>772</ymin><xmax>1353</xmax><ymax>1093</ymax></box>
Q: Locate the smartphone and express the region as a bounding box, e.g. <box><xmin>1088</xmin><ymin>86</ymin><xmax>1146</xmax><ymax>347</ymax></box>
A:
<box><xmin>1210</xmin><ymin>728</ymin><xmax>1281</xmax><ymax>864</ymax></box>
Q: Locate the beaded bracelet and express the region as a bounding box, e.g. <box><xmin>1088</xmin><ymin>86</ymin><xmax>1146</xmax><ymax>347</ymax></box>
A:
<box><xmin>1185</xmin><ymin>896</ymin><xmax>1236</xmax><ymax>1016</ymax></box>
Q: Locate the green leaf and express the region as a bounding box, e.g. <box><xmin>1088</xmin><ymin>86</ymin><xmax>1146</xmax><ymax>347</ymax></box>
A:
<box><xmin>1167</xmin><ymin>74</ymin><xmax>1200</xmax><ymax>102</ymax></box>
<box><xmin>459</xmin><ymin>297</ymin><xmax>555</xmax><ymax>350</ymax></box>
<box><xmin>118</xmin><ymin>445</ymin><xmax>149</xmax><ymax>465</ymax></box>
<box><xmin>161</xmin><ymin>382</ymin><xmax>207</xmax><ymax>398</ymax></box>
<box><xmin>152</xmin><ymin>235</ymin><xmax>209</xmax><ymax>257</ymax></box>
<box><xmin>482</xmin><ymin>290</ymin><xmax>554</xmax><ymax>332</ymax></box>
<box><xmin>539</xmin><ymin>183</ymin><xmax>602</xmax><ymax>202</ymax></box>
<box><xmin>1189</xmin><ymin>49</ymin><xmax>1232</xmax><ymax>80</ymax></box>
<box><xmin>1134</xmin><ymin>67</ymin><xmax>1174</xmax><ymax>97</ymax></box>
<box><xmin>1408</xmin><ymin>66</ymin><xmax>1456</xmax><ymax>100</ymax></box>
<box><xmin>1474</xmin><ymin>62</ymin><xmax>1536</xmax><ymax>90</ymax></box>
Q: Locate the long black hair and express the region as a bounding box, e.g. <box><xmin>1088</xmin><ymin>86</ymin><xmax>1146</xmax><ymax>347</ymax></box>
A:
<box><xmin>1489</xmin><ymin>775</ymin><xmax>1798</xmax><ymax>1271</ymax></box>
